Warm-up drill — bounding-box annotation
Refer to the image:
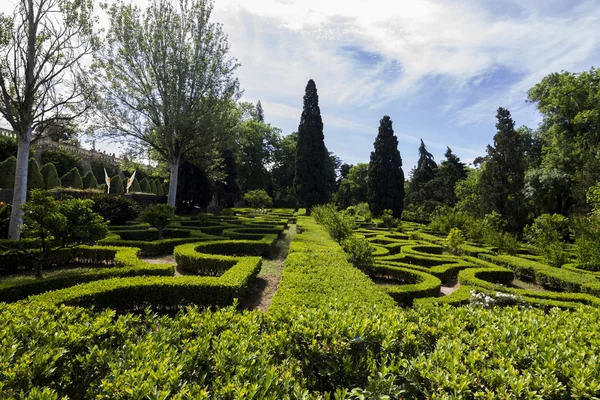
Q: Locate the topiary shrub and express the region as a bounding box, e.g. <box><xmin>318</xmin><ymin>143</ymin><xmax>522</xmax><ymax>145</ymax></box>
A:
<box><xmin>82</xmin><ymin>172</ymin><xmax>98</xmax><ymax>189</ymax></box>
<box><xmin>0</xmin><ymin>201</ymin><xmax>10</xmax><ymax>238</ymax></box>
<box><xmin>155</xmin><ymin>179</ymin><xmax>164</xmax><ymax>196</ymax></box>
<box><xmin>41</xmin><ymin>149</ymin><xmax>82</xmax><ymax>177</ymax></box>
<box><xmin>110</xmin><ymin>175</ymin><xmax>124</xmax><ymax>195</ymax></box>
<box><xmin>139</xmin><ymin>203</ymin><xmax>175</xmax><ymax>239</ymax></box>
<box><xmin>27</xmin><ymin>158</ymin><xmax>45</xmax><ymax>190</ymax></box>
<box><xmin>130</xmin><ymin>177</ymin><xmax>142</xmax><ymax>193</ymax></box>
<box><xmin>40</xmin><ymin>163</ymin><xmax>61</xmax><ymax>189</ymax></box>
<box><xmin>91</xmin><ymin>194</ymin><xmax>140</xmax><ymax>225</ymax></box>
<box><xmin>60</xmin><ymin>167</ymin><xmax>83</xmax><ymax>189</ymax></box>
<box><xmin>0</xmin><ymin>156</ymin><xmax>16</xmax><ymax>189</ymax></box>
<box><xmin>140</xmin><ymin>178</ymin><xmax>152</xmax><ymax>193</ymax></box>
<box><xmin>150</xmin><ymin>180</ymin><xmax>158</xmax><ymax>195</ymax></box>
<box><xmin>381</xmin><ymin>209</ymin><xmax>396</xmax><ymax>229</ymax></box>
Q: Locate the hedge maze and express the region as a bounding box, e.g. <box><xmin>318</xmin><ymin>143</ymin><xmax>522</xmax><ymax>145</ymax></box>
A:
<box><xmin>0</xmin><ymin>210</ymin><xmax>296</xmax><ymax>311</ymax></box>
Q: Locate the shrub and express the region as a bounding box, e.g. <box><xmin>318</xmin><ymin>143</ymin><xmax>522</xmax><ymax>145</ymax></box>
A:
<box><xmin>40</xmin><ymin>162</ymin><xmax>61</xmax><ymax>189</ymax></box>
<box><xmin>91</xmin><ymin>194</ymin><xmax>140</xmax><ymax>225</ymax></box>
<box><xmin>140</xmin><ymin>178</ymin><xmax>152</xmax><ymax>193</ymax></box>
<box><xmin>445</xmin><ymin>228</ymin><xmax>465</xmax><ymax>254</ymax></box>
<box><xmin>340</xmin><ymin>235</ymin><xmax>374</xmax><ymax>273</ymax></box>
<box><xmin>27</xmin><ymin>158</ymin><xmax>45</xmax><ymax>189</ymax></box>
<box><xmin>381</xmin><ymin>209</ymin><xmax>396</xmax><ymax>229</ymax></box>
<box><xmin>150</xmin><ymin>179</ymin><xmax>158</xmax><ymax>194</ymax></box>
<box><xmin>0</xmin><ymin>156</ymin><xmax>16</xmax><ymax>189</ymax></box>
<box><xmin>243</xmin><ymin>189</ymin><xmax>273</xmax><ymax>209</ymax></box>
<box><xmin>344</xmin><ymin>206</ymin><xmax>357</xmax><ymax>216</ymax></box>
<box><xmin>524</xmin><ymin>213</ymin><xmax>569</xmax><ymax>267</ymax></box>
<box><xmin>82</xmin><ymin>171</ymin><xmax>98</xmax><ymax>189</ymax></box>
<box><xmin>130</xmin><ymin>177</ymin><xmax>142</xmax><ymax>193</ymax></box>
<box><xmin>573</xmin><ymin>215</ymin><xmax>600</xmax><ymax>271</ymax></box>
<box><xmin>221</xmin><ymin>208</ymin><xmax>235</xmax><ymax>216</ymax></box>
<box><xmin>110</xmin><ymin>175</ymin><xmax>124</xmax><ymax>195</ymax></box>
<box><xmin>60</xmin><ymin>167</ymin><xmax>83</xmax><ymax>189</ymax></box>
<box><xmin>139</xmin><ymin>203</ymin><xmax>175</xmax><ymax>239</ymax></box>
<box><xmin>312</xmin><ymin>204</ymin><xmax>353</xmax><ymax>242</ymax></box>
<box><xmin>19</xmin><ymin>190</ymin><xmax>108</xmax><ymax>277</ymax></box>
<box><xmin>155</xmin><ymin>179</ymin><xmax>164</xmax><ymax>196</ymax></box>
<box><xmin>0</xmin><ymin>201</ymin><xmax>10</xmax><ymax>239</ymax></box>
<box><xmin>428</xmin><ymin>206</ymin><xmax>472</xmax><ymax>234</ymax></box>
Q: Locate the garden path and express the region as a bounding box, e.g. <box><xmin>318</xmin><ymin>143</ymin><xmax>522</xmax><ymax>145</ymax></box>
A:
<box><xmin>440</xmin><ymin>279</ymin><xmax>460</xmax><ymax>296</ymax></box>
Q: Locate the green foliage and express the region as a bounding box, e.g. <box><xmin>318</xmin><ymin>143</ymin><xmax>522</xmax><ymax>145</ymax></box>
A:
<box><xmin>139</xmin><ymin>177</ymin><xmax>152</xmax><ymax>193</ymax></box>
<box><xmin>139</xmin><ymin>203</ymin><xmax>175</xmax><ymax>238</ymax></box>
<box><xmin>110</xmin><ymin>175</ymin><xmax>124</xmax><ymax>195</ymax></box>
<box><xmin>312</xmin><ymin>204</ymin><xmax>353</xmax><ymax>242</ymax></box>
<box><xmin>82</xmin><ymin>171</ymin><xmax>98</xmax><ymax>189</ymax></box>
<box><xmin>21</xmin><ymin>190</ymin><xmax>108</xmax><ymax>277</ymax></box>
<box><xmin>155</xmin><ymin>179</ymin><xmax>164</xmax><ymax>196</ymax></box>
<box><xmin>0</xmin><ymin>134</ymin><xmax>18</xmax><ymax>161</ymax></box>
<box><xmin>524</xmin><ymin>213</ymin><xmax>569</xmax><ymax>267</ymax></box>
<box><xmin>445</xmin><ymin>228</ymin><xmax>466</xmax><ymax>254</ymax></box>
<box><xmin>0</xmin><ymin>156</ymin><xmax>16</xmax><ymax>189</ymax></box>
<box><xmin>294</xmin><ymin>80</ymin><xmax>330</xmax><ymax>212</ymax></box>
<box><xmin>401</xmin><ymin>204</ymin><xmax>428</xmax><ymax>223</ymax></box>
<box><xmin>405</xmin><ymin>139</ymin><xmax>438</xmax><ymax>211</ymax></box>
<box><xmin>91</xmin><ymin>194</ymin><xmax>140</xmax><ymax>225</ymax></box>
<box><xmin>41</xmin><ymin>149</ymin><xmax>82</xmax><ymax>178</ymax></box>
<box><xmin>0</xmin><ymin>201</ymin><xmax>10</xmax><ymax>238</ymax></box>
<box><xmin>381</xmin><ymin>209</ymin><xmax>396</xmax><ymax>229</ymax></box>
<box><xmin>368</xmin><ymin>116</ymin><xmax>405</xmax><ymax>218</ymax></box>
<box><xmin>130</xmin><ymin>176</ymin><xmax>142</xmax><ymax>193</ymax></box>
<box><xmin>27</xmin><ymin>158</ymin><xmax>45</xmax><ymax>190</ymax></box>
<box><xmin>243</xmin><ymin>189</ymin><xmax>273</xmax><ymax>209</ymax></box>
<box><xmin>60</xmin><ymin>167</ymin><xmax>83</xmax><ymax>189</ymax></box>
<box><xmin>340</xmin><ymin>235</ymin><xmax>374</xmax><ymax>273</ymax></box>
<box><xmin>573</xmin><ymin>215</ymin><xmax>600</xmax><ymax>271</ymax></box>
<box><xmin>150</xmin><ymin>179</ymin><xmax>158</xmax><ymax>194</ymax></box>
<box><xmin>40</xmin><ymin>162</ymin><xmax>61</xmax><ymax>189</ymax></box>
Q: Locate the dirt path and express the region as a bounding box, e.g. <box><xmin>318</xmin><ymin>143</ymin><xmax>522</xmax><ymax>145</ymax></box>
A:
<box><xmin>440</xmin><ymin>279</ymin><xmax>460</xmax><ymax>296</ymax></box>
<box><xmin>239</xmin><ymin>224</ymin><xmax>296</xmax><ymax>311</ymax></box>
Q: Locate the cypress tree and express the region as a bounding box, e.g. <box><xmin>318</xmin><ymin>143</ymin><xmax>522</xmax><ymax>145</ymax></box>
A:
<box><xmin>294</xmin><ymin>79</ymin><xmax>329</xmax><ymax>214</ymax></box>
<box><xmin>140</xmin><ymin>178</ymin><xmax>152</xmax><ymax>193</ymax></box>
<box><xmin>111</xmin><ymin>175</ymin><xmax>124</xmax><ymax>195</ymax></box>
<box><xmin>60</xmin><ymin>167</ymin><xmax>83</xmax><ymax>189</ymax></box>
<box><xmin>480</xmin><ymin>107</ymin><xmax>527</xmax><ymax>232</ymax></box>
<box><xmin>130</xmin><ymin>177</ymin><xmax>142</xmax><ymax>193</ymax></box>
<box><xmin>41</xmin><ymin>163</ymin><xmax>61</xmax><ymax>189</ymax></box>
<box><xmin>82</xmin><ymin>171</ymin><xmax>98</xmax><ymax>189</ymax></box>
<box><xmin>27</xmin><ymin>159</ymin><xmax>45</xmax><ymax>190</ymax></box>
<box><xmin>0</xmin><ymin>156</ymin><xmax>16</xmax><ymax>189</ymax></box>
<box><xmin>367</xmin><ymin>116</ymin><xmax>405</xmax><ymax>218</ymax></box>
<box><xmin>254</xmin><ymin>100</ymin><xmax>264</xmax><ymax>122</ymax></box>
<box><xmin>405</xmin><ymin>139</ymin><xmax>438</xmax><ymax>210</ymax></box>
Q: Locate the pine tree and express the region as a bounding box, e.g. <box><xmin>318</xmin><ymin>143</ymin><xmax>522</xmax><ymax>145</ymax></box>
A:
<box><xmin>254</xmin><ymin>100</ymin><xmax>264</xmax><ymax>122</ymax></box>
<box><xmin>405</xmin><ymin>139</ymin><xmax>438</xmax><ymax>211</ymax></box>
<box><xmin>367</xmin><ymin>116</ymin><xmax>405</xmax><ymax>218</ymax></box>
<box><xmin>140</xmin><ymin>178</ymin><xmax>152</xmax><ymax>194</ymax></box>
<box><xmin>60</xmin><ymin>168</ymin><xmax>83</xmax><ymax>189</ymax></box>
<box><xmin>40</xmin><ymin>163</ymin><xmax>61</xmax><ymax>189</ymax></box>
<box><xmin>111</xmin><ymin>175</ymin><xmax>124</xmax><ymax>195</ymax></box>
<box><xmin>27</xmin><ymin>159</ymin><xmax>45</xmax><ymax>190</ymax></box>
<box><xmin>435</xmin><ymin>147</ymin><xmax>467</xmax><ymax>207</ymax></box>
<box><xmin>82</xmin><ymin>171</ymin><xmax>98</xmax><ymax>189</ymax></box>
<box><xmin>294</xmin><ymin>79</ymin><xmax>329</xmax><ymax>214</ymax></box>
<box><xmin>480</xmin><ymin>107</ymin><xmax>527</xmax><ymax>232</ymax></box>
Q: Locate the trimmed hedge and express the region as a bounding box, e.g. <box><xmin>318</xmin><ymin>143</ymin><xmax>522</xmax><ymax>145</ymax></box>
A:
<box><xmin>98</xmin><ymin>235</ymin><xmax>221</xmax><ymax>257</ymax></box>
<box><xmin>191</xmin><ymin>234</ymin><xmax>278</xmax><ymax>257</ymax></box>
<box><xmin>60</xmin><ymin>167</ymin><xmax>83</xmax><ymax>189</ymax></box>
<box><xmin>40</xmin><ymin>162</ymin><xmax>61</xmax><ymax>189</ymax></box>
<box><xmin>371</xmin><ymin>263</ymin><xmax>441</xmax><ymax>306</ymax></box>
<box><xmin>27</xmin><ymin>158</ymin><xmax>45</xmax><ymax>189</ymax></box>
<box><xmin>0</xmin><ymin>156</ymin><xmax>16</xmax><ymax>189</ymax></box>
<box><xmin>270</xmin><ymin>217</ymin><xmax>396</xmax><ymax>311</ymax></box>
<box><xmin>82</xmin><ymin>171</ymin><xmax>98</xmax><ymax>189</ymax></box>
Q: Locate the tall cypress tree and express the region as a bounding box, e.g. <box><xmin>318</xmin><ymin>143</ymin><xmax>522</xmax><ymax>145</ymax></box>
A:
<box><xmin>480</xmin><ymin>107</ymin><xmax>527</xmax><ymax>232</ymax></box>
<box><xmin>405</xmin><ymin>139</ymin><xmax>438</xmax><ymax>210</ymax></box>
<box><xmin>294</xmin><ymin>79</ymin><xmax>329</xmax><ymax>214</ymax></box>
<box><xmin>367</xmin><ymin>116</ymin><xmax>405</xmax><ymax>218</ymax></box>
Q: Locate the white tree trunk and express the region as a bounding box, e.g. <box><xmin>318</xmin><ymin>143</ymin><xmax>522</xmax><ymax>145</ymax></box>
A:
<box><xmin>8</xmin><ymin>131</ymin><xmax>31</xmax><ymax>239</ymax></box>
<box><xmin>167</xmin><ymin>155</ymin><xmax>180</xmax><ymax>207</ymax></box>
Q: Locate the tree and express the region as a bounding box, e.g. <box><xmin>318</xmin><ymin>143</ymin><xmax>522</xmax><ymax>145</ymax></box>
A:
<box><xmin>237</xmin><ymin>119</ymin><xmax>279</xmax><ymax>193</ymax></box>
<box><xmin>243</xmin><ymin>189</ymin><xmax>273</xmax><ymax>210</ymax></box>
<box><xmin>367</xmin><ymin>116</ymin><xmax>405</xmax><ymax>218</ymax></box>
<box><xmin>346</xmin><ymin>163</ymin><xmax>369</xmax><ymax>205</ymax></box>
<box><xmin>90</xmin><ymin>0</ymin><xmax>240</xmax><ymax>208</ymax></box>
<box><xmin>40</xmin><ymin>163</ymin><xmax>61</xmax><ymax>189</ymax></box>
<box><xmin>139</xmin><ymin>204</ymin><xmax>175</xmax><ymax>239</ymax></box>
<box><xmin>271</xmin><ymin>133</ymin><xmax>297</xmax><ymax>207</ymax></box>
<box><xmin>60</xmin><ymin>168</ymin><xmax>83</xmax><ymax>190</ymax></box>
<box><xmin>254</xmin><ymin>100</ymin><xmax>264</xmax><ymax>122</ymax></box>
<box><xmin>434</xmin><ymin>147</ymin><xmax>467</xmax><ymax>207</ymax></box>
<box><xmin>479</xmin><ymin>107</ymin><xmax>527</xmax><ymax>232</ymax></box>
<box><xmin>177</xmin><ymin>160</ymin><xmax>212</xmax><ymax>211</ymax></box>
<box><xmin>27</xmin><ymin>159</ymin><xmax>45</xmax><ymax>190</ymax></box>
<box><xmin>82</xmin><ymin>171</ymin><xmax>98</xmax><ymax>190</ymax></box>
<box><xmin>213</xmin><ymin>149</ymin><xmax>240</xmax><ymax>208</ymax></box>
<box><xmin>19</xmin><ymin>190</ymin><xmax>107</xmax><ymax>277</ymax></box>
<box><xmin>294</xmin><ymin>79</ymin><xmax>329</xmax><ymax>214</ymax></box>
<box><xmin>0</xmin><ymin>0</ymin><xmax>98</xmax><ymax>239</ymax></box>
<box><xmin>405</xmin><ymin>139</ymin><xmax>438</xmax><ymax>211</ymax></box>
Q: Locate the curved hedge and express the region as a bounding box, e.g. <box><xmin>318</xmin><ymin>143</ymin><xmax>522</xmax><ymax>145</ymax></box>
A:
<box><xmin>372</xmin><ymin>263</ymin><xmax>441</xmax><ymax>306</ymax></box>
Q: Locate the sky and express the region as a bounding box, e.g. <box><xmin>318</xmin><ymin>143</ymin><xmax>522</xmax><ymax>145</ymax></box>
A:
<box><xmin>1</xmin><ymin>0</ymin><xmax>600</xmax><ymax>171</ymax></box>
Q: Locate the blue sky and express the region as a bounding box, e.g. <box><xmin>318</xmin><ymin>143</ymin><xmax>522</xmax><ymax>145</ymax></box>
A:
<box><xmin>210</xmin><ymin>0</ymin><xmax>600</xmax><ymax>170</ymax></box>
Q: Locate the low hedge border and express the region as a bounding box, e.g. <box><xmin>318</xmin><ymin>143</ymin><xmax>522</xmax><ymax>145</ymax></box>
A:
<box><xmin>221</xmin><ymin>226</ymin><xmax>285</xmax><ymax>240</ymax></box>
<box><xmin>98</xmin><ymin>234</ymin><xmax>225</xmax><ymax>257</ymax></box>
<box><xmin>27</xmin><ymin>256</ymin><xmax>262</xmax><ymax>309</ymax></box>
<box><xmin>376</xmin><ymin>259</ymin><xmax>481</xmax><ymax>283</ymax></box>
<box><xmin>191</xmin><ymin>235</ymin><xmax>278</xmax><ymax>257</ymax></box>
<box><xmin>270</xmin><ymin>217</ymin><xmax>396</xmax><ymax>312</ymax></box>
<box><xmin>371</xmin><ymin>263</ymin><xmax>441</xmax><ymax>306</ymax></box>
<box><xmin>0</xmin><ymin>246</ymin><xmax>174</xmax><ymax>302</ymax></box>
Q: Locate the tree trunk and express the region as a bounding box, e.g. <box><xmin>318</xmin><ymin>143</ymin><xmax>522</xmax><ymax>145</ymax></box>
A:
<box><xmin>167</xmin><ymin>155</ymin><xmax>180</xmax><ymax>207</ymax></box>
<box><xmin>8</xmin><ymin>132</ymin><xmax>32</xmax><ymax>239</ymax></box>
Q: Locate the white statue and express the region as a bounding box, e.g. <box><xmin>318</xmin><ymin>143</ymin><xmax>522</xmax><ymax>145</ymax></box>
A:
<box><xmin>126</xmin><ymin>170</ymin><xmax>136</xmax><ymax>194</ymax></box>
<box><xmin>104</xmin><ymin>168</ymin><xmax>111</xmax><ymax>194</ymax></box>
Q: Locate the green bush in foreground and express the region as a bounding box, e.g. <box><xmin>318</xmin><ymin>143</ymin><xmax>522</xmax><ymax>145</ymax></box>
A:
<box><xmin>1</xmin><ymin>302</ymin><xmax>598</xmax><ymax>398</ymax></box>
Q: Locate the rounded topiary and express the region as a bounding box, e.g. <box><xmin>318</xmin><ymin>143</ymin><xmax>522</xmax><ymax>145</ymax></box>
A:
<box><xmin>130</xmin><ymin>177</ymin><xmax>142</xmax><ymax>193</ymax></box>
<box><xmin>41</xmin><ymin>163</ymin><xmax>61</xmax><ymax>189</ymax></box>
<box><xmin>0</xmin><ymin>156</ymin><xmax>16</xmax><ymax>189</ymax></box>
<box><xmin>156</xmin><ymin>179</ymin><xmax>164</xmax><ymax>196</ymax></box>
<box><xmin>28</xmin><ymin>159</ymin><xmax>45</xmax><ymax>190</ymax></box>
<box><xmin>150</xmin><ymin>180</ymin><xmax>158</xmax><ymax>195</ymax></box>
<box><xmin>60</xmin><ymin>167</ymin><xmax>83</xmax><ymax>189</ymax></box>
<box><xmin>140</xmin><ymin>178</ymin><xmax>152</xmax><ymax>194</ymax></box>
<box><xmin>110</xmin><ymin>175</ymin><xmax>124</xmax><ymax>195</ymax></box>
<box><xmin>82</xmin><ymin>171</ymin><xmax>98</xmax><ymax>189</ymax></box>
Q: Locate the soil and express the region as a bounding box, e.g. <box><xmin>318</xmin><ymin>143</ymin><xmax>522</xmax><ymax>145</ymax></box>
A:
<box><xmin>440</xmin><ymin>279</ymin><xmax>460</xmax><ymax>296</ymax></box>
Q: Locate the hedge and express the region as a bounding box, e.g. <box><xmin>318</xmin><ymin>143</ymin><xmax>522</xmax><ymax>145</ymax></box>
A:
<box><xmin>0</xmin><ymin>246</ymin><xmax>173</xmax><ymax>302</ymax></box>
<box><xmin>0</xmin><ymin>155</ymin><xmax>16</xmax><ymax>189</ymax></box>
<box><xmin>270</xmin><ymin>217</ymin><xmax>396</xmax><ymax>311</ymax></box>
<box><xmin>27</xmin><ymin>158</ymin><xmax>45</xmax><ymax>189</ymax></box>
<box><xmin>40</xmin><ymin>162</ymin><xmax>61</xmax><ymax>189</ymax></box>
<box><xmin>371</xmin><ymin>263</ymin><xmax>441</xmax><ymax>306</ymax></box>
<box><xmin>98</xmin><ymin>236</ymin><xmax>220</xmax><ymax>257</ymax></box>
<box><xmin>82</xmin><ymin>171</ymin><xmax>98</xmax><ymax>189</ymax></box>
<box><xmin>60</xmin><ymin>167</ymin><xmax>83</xmax><ymax>189</ymax></box>
<box><xmin>190</xmin><ymin>235</ymin><xmax>278</xmax><ymax>257</ymax></box>
<box><xmin>221</xmin><ymin>226</ymin><xmax>285</xmax><ymax>240</ymax></box>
